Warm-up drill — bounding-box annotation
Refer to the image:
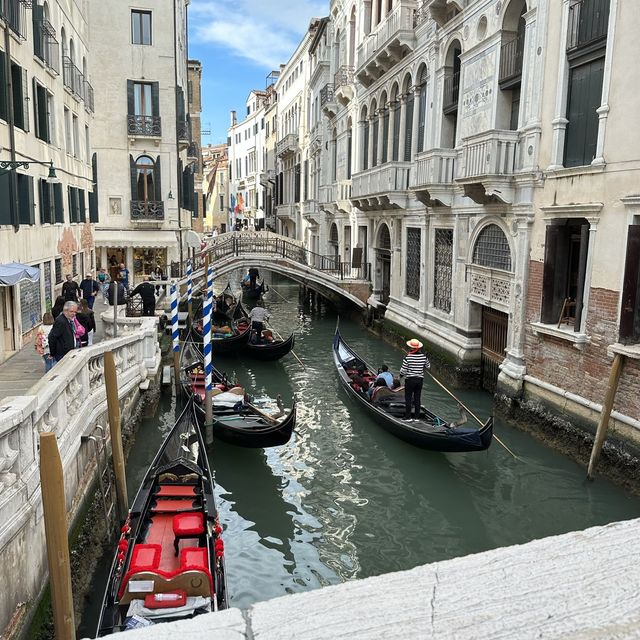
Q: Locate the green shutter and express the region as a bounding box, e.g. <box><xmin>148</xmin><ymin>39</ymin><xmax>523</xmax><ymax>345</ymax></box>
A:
<box><xmin>11</xmin><ymin>63</ymin><xmax>24</xmax><ymax>130</ymax></box>
<box><xmin>18</xmin><ymin>174</ymin><xmax>35</xmax><ymax>225</ymax></box>
<box><xmin>0</xmin><ymin>171</ymin><xmax>11</xmax><ymax>225</ymax></box>
<box><xmin>0</xmin><ymin>51</ymin><xmax>7</xmax><ymax>122</ymax></box>
<box><xmin>54</xmin><ymin>183</ymin><xmax>64</xmax><ymax>223</ymax></box>
<box><xmin>78</xmin><ymin>189</ymin><xmax>86</xmax><ymax>222</ymax></box>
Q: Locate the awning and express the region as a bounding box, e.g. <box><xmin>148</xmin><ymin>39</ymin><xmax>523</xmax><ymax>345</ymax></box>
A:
<box><xmin>0</xmin><ymin>263</ymin><xmax>40</xmax><ymax>286</ymax></box>
<box><xmin>95</xmin><ymin>230</ymin><xmax>178</xmax><ymax>249</ymax></box>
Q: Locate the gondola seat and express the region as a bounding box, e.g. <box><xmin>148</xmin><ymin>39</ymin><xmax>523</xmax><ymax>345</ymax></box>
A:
<box><xmin>173</xmin><ymin>512</ymin><xmax>205</xmax><ymax>555</ymax></box>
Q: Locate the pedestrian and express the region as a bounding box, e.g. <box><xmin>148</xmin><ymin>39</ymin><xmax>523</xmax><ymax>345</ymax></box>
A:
<box><xmin>35</xmin><ymin>312</ymin><xmax>55</xmax><ymax>372</ymax></box>
<box><xmin>399</xmin><ymin>338</ymin><xmax>430</xmax><ymax>422</ymax></box>
<box><xmin>51</xmin><ymin>295</ymin><xmax>65</xmax><ymax>319</ymax></box>
<box><xmin>130</xmin><ymin>276</ymin><xmax>156</xmax><ymax>317</ymax></box>
<box><xmin>77</xmin><ymin>299</ymin><xmax>96</xmax><ymax>346</ymax></box>
<box><xmin>118</xmin><ymin>263</ymin><xmax>130</xmax><ymax>290</ymax></box>
<box><xmin>62</xmin><ymin>274</ymin><xmax>80</xmax><ymax>302</ymax></box>
<box><xmin>80</xmin><ymin>272</ymin><xmax>100</xmax><ymax>309</ymax></box>
<box><xmin>97</xmin><ymin>268</ymin><xmax>111</xmax><ymax>304</ymax></box>
<box><xmin>248</xmin><ymin>301</ymin><xmax>270</xmax><ymax>343</ymax></box>
<box><xmin>48</xmin><ymin>301</ymin><xmax>80</xmax><ymax>362</ymax></box>
<box><xmin>107</xmin><ymin>280</ymin><xmax>127</xmax><ymax>306</ymax></box>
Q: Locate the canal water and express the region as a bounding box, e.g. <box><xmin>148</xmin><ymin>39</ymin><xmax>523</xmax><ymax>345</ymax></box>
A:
<box><xmin>79</xmin><ymin>274</ymin><xmax>640</xmax><ymax>634</ymax></box>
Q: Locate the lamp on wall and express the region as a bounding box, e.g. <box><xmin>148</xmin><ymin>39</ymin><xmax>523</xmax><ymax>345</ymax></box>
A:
<box><xmin>0</xmin><ymin>159</ymin><xmax>60</xmax><ymax>184</ymax></box>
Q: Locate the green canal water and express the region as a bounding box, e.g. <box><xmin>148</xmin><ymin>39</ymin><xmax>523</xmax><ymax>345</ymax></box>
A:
<box><xmin>79</xmin><ymin>275</ymin><xmax>640</xmax><ymax>634</ymax></box>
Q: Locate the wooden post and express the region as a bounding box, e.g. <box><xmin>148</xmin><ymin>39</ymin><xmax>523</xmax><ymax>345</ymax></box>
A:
<box><xmin>587</xmin><ymin>353</ymin><xmax>625</xmax><ymax>480</ymax></box>
<box><xmin>39</xmin><ymin>432</ymin><xmax>76</xmax><ymax>640</ymax></box>
<box><xmin>112</xmin><ymin>281</ymin><xmax>118</xmax><ymax>338</ymax></box>
<box><xmin>104</xmin><ymin>351</ymin><xmax>129</xmax><ymax>522</ymax></box>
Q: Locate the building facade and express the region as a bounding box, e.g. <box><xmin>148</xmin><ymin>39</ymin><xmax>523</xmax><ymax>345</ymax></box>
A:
<box><xmin>90</xmin><ymin>0</ymin><xmax>194</xmax><ymax>285</ymax></box>
<box><xmin>202</xmin><ymin>142</ymin><xmax>228</xmax><ymax>233</ymax></box>
<box><xmin>188</xmin><ymin>59</ymin><xmax>204</xmax><ymax>233</ymax></box>
<box><xmin>0</xmin><ymin>0</ymin><xmax>95</xmax><ymax>363</ymax></box>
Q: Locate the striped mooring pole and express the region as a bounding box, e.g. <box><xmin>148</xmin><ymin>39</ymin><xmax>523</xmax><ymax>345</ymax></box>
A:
<box><xmin>187</xmin><ymin>259</ymin><xmax>193</xmax><ymax>322</ymax></box>
<box><xmin>203</xmin><ymin>264</ymin><xmax>214</xmax><ymax>444</ymax></box>
<box><xmin>171</xmin><ymin>284</ymin><xmax>180</xmax><ymax>391</ymax></box>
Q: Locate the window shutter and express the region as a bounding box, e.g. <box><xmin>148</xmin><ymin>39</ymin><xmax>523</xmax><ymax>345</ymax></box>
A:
<box><xmin>347</xmin><ymin>131</ymin><xmax>352</xmax><ymax>179</ymax></box>
<box><xmin>362</xmin><ymin>121</ymin><xmax>369</xmax><ymax>170</ymax></box>
<box><xmin>541</xmin><ymin>224</ymin><xmax>569</xmax><ymax>324</ymax></box>
<box><xmin>0</xmin><ymin>51</ymin><xmax>6</xmax><ymax>122</ymax></box>
<box><xmin>417</xmin><ymin>85</ymin><xmax>427</xmax><ymax>153</ymax></box>
<box><xmin>381</xmin><ymin>110</ymin><xmax>389</xmax><ymax>164</ymax></box>
<box><xmin>130</xmin><ymin>154</ymin><xmax>137</xmax><ymax>200</ymax></box>
<box><xmin>154</xmin><ymin>155</ymin><xmax>162</xmax><ymax>202</ymax></box>
<box><xmin>39</xmin><ymin>178</ymin><xmax>49</xmax><ymax>224</ymax></box>
<box><xmin>21</xmin><ymin>68</ymin><xmax>29</xmax><ymax>133</ymax></box>
<box><xmin>18</xmin><ymin>175</ymin><xmax>35</xmax><ymax>225</ymax></box>
<box><xmin>68</xmin><ymin>186</ymin><xmax>74</xmax><ymax>222</ymax></box>
<box><xmin>127</xmin><ymin>79</ymin><xmax>135</xmax><ymax>116</ymax></box>
<box><xmin>32</xmin><ymin>77</ymin><xmax>40</xmax><ymax>139</ymax></box>
<box><xmin>89</xmin><ymin>153</ymin><xmax>99</xmax><ymax>222</ymax></box>
<box><xmin>0</xmin><ymin>171</ymin><xmax>10</xmax><ymax>225</ymax></box>
<box><xmin>371</xmin><ymin>117</ymin><xmax>378</xmax><ymax>168</ymax></box>
<box><xmin>33</xmin><ymin>5</ymin><xmax>44</xmax><ymax>59</ymax></box>
<box><xmin>573</xmin><ymin>223</ymin><xmax>589</xmax><ymax>331</ymax></box>
<box><xmin>11</xmin><ymin>64</ymin><xmax>24</xmax><ymax>130</ymax></box>
<box><xmin>404</xmin><ymin>92</ymin><xmax>414</xmax><ymax>162</ymax></box>
<box><xmin>54</xmin><ymin>183</ymin><xmax>64</xmax><ymax>223</ymax></box>
<box><xmin>620</xmin><ymin>225</ymin><xmax>640</xmax><ymax>343</ymax></box>
<box><xmin>151</xmin><ymin>81</ymin><xmax>160</xmax><ymax>117</ymax></box>
<box><xmin>79</xmin><ymin>190</ymin><xmax>86</xmax><ymax>222</ymax></box>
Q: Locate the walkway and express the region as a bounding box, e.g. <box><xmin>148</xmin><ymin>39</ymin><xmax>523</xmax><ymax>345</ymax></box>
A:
<box><xmin>0</xmin><ymin>301</ymin><xmax>108</xmax><ymax>403</ymax></box>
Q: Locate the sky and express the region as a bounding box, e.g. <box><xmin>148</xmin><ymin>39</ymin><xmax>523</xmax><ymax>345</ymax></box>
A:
<box><xmin>188</xmin><ymin>0</ymin><xmax>327</xmax><ymax>146</ymax></box>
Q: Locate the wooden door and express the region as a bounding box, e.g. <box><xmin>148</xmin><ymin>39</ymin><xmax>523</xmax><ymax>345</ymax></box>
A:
<box><xmin>481</xmin><ymin>307</ymin><xmax>508</xmax><ymax>393</ymax></box>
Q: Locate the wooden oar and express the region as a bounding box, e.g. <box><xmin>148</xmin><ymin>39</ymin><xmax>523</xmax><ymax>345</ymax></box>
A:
<box><xmin>267</xmin><ymin>321</ymin><xmax>305</xmax><ymax>370</ymax></box>
<box><xmin>245</xmin><ymin>401</ymin><xmax>279</xmax><ymax>425</ymax></box>
<box><xmin>268</xmin><ymin>285</ymin><xmax>290</xmax><ymax>303</ymax></box>
<box><xmin>425</xmin><ymin>370</ymin><xmax>519</xmax><ymax>460</ymax></box>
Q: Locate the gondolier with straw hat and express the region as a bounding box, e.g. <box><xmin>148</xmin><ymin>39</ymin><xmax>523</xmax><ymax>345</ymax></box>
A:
<box><xmin>399</xmin><ymin>338</ymin><xmax>430</xmax><ymax>422</ymax></box>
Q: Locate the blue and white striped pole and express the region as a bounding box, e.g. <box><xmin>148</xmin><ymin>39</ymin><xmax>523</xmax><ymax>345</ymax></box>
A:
<box><xmin>186</xmin><ymin>259</ymin><xmax>193</xmax><ymax>321</ymax></box>
<box><xmin>171</xmin><ymin>284</ymin><xmax>180</xmax><ymax>391</ymax></box>
<box><xmin>203</xmin><ymin>264</ymin><xmax>214</xmax><ymax>392</ymax></box>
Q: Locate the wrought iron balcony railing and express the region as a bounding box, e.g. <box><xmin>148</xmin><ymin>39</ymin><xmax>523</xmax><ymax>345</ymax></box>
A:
<box><xmin>567</xmin><ymin>0</ymin><xmax>610</xmax><ymax>51</ymax></box>
<box><xmin>84</xmin><ymin>81</ymin><xmax>94</xmax><ymax>113</ymax></box>
<box><xmin>177</xmin><ymin>118</ymin><xmax>191</xmax><ymax>142</ymax></box>
<box><xmin>320</xmin><ymin>83</ymin><xmax>335</xmax><ymax>107</ymax></box>
<box><xmin>499</xmin><ymin>34</ymin><xmax>524</xmax><ymax>84</ymax></box>
<box><xmin>62</xmin><ymin>56</ymin><xmax>84</xmax><ymax>100</ymax></box>
<box><xmin>0</xmin><ymin>0</ymin><xmax>27</xmax><ymax>39</ymax></box>
<box><xmin>334</xmin><ymin>66</ymin><xmax>354</xmax><ymax>90</ymax></box>
<box><xmin>130</xmin><ymin>200</ymin><xmax>165</xmax><ymax>220</ymax></box>
<box><xmin>128</xmin><ymin>114</ymin><xmax>162</xmax><ymax>137</ymax></box>
<box><xmin>34</xmin><ymin>19</ymin><xmax>60</xmax><ymax>74</ymax></box>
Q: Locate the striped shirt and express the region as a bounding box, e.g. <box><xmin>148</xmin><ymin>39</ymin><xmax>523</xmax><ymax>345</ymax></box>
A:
<box><xmin>399</xmin><ymin>352</ymin><xmax>430</xmax><ymax>378</ymax></box>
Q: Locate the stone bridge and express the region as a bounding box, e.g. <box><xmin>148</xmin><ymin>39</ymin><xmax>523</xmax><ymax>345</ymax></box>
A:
<box><xmin>195</xmin><ymin>232</ymin><xmax>373</xmax><ymax>309</ymax></box>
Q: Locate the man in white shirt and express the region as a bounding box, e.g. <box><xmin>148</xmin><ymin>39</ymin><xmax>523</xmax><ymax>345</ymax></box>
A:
<box><xmin>248</xmin><ymin>302</ymin><xmax>270</xmax><ymax>343</ymax></box>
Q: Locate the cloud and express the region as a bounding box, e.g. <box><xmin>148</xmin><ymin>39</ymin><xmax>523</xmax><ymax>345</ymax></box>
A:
<box><xmin>190</xmin><ymin>0</ymin><xmax>327</xmax><ymax>70</ymax></box>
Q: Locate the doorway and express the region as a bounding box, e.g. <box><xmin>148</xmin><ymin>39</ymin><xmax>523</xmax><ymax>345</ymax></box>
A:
<box><xmin>0</xmin><ymin>287</ymin><xmax>16</xmax><ymax>361</ymax></box>
<box><xmin>481</xmin><ymin>306</ymin><xmax>508</xmax><ymax>392</ymax></box>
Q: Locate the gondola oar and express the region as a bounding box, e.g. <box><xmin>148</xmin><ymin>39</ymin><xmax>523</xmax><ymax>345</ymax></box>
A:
<box><xmin>245</xmin><ymin>401</ymin><xmax>279</xmax><ymax>425</ymax></box>
<box><xmin>268</xmin><ymin>285</ymin><xmax>290</xmax><ymax>303</ymax></box>
<box><xmin>425</xmin><ymin>370</ymin><xmax>519</xmax><ymax>460</ymax></box>
<box><xmin>267</xmin><ymin>322</ymin><xmax>305</xmax><ymax>370</ymax></box>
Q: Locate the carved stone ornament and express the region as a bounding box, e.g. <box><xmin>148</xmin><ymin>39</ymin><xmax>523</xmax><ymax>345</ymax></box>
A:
<box><xmin>110</xmin><ymin>197</ymin><xmax>122</xmax><ymax>216</ymax></box>
<box><xmin>57</xmin><ymin>227</ymin><xmax>79</xmax><ymax>272</ymax></box>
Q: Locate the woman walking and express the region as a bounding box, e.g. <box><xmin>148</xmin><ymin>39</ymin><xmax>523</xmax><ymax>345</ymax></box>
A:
<box><xmin>77</xmin><ymin>299</ymin><xmax>96</xmax><ymax>346</ymax></box>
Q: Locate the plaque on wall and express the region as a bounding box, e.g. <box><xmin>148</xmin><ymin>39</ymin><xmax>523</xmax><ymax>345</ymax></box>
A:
<box><xmin>109</xmin><ymin>197</ymin><xmax>122</xmax><ymax>215</ymax></box>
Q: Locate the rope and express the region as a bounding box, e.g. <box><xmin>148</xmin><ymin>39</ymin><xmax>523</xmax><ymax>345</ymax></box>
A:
<box><xmin>170</xmin><ymin>285</ymin><xmax>179</xmax><ymax>353</ymax></box>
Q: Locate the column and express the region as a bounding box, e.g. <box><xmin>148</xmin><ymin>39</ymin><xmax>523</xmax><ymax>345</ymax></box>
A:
<box><xmin>376</xmin><ymin>108</ymin><xmax>385</xmax><ymax>166</ymax></box>
<box><xmin>410</xmin><ymin>86</ymin><xmax>421</xmax><ymax>160</ymax></box>
<box><xmin>367</xmin><ymin>116</ymin><xmax>375</xmax><ymax>169</ymax></box>
<box><xmin>357</xmin><ymin>119</ymin><xmax>365</xmax><ymax>171</ymax></box>
<box><xmin>397</xmin><ymin>94</ymin><xmax>407</xmax><ymax>161</ymax></box>
<box><xmin>387</xmin><ymin>101</ymin><xmax>396</xmax><ymax>161</ymax></box>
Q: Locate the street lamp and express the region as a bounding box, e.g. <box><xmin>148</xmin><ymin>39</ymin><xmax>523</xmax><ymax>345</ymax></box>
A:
<box><xmin>0</xmin><ymin>159</ymin><xmax>60</xmax><ymax>183</ymax></box>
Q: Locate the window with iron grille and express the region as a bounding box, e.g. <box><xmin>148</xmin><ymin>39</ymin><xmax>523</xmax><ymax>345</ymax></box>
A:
<box><xmin>434</xmin><ymin>229</ymin><xmax>453</xmax><ymax>313</ymax></box>
<box><xmin>472</xmin><ymin>224</ymin><xmax>512</xmax><ymax>271</ymax></box>
<box><xmin>55</xmin><ymin>258</ymin><xmax>62</xmax><ymax>284</ymax></box>
<box><xmin>72</xmin><ymin>253</ymin><xmax>77</xmax><ymax>276</ymax></box>
<box><xmin>405</xmin><ymin>227</ymin><xmax>421</xmax><ymax>299</ymax></box>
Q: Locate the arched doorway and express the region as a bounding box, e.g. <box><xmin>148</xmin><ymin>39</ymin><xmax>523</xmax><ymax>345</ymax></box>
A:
<box><xmin>375</xmin><ymin>223</ymin><xmax>391</xmax><ymax>305</ymax></box>
<box><xmin>329</xmin><ymin>223</ymin><xmax>339</xmax><ymax>261</ymax></box>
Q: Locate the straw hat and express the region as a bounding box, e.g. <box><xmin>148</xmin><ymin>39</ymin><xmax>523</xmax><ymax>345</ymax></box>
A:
<box><xmin>406</xmin><ymin>338</ymin><xmax>423</xmax><ymax>350</ymax></box>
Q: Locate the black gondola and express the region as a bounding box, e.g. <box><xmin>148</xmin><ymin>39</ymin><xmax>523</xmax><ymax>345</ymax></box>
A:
<box><xmin>96</xmin><ymin>400</ymin><xmax>227</xmax><ymax>635</ymax></box>
<box><xmin>332</xmin><ymin>329</ymin><xmax>493</xmax><ymax>452</ymax></box>
<box><xmin>241</xmin><ymin>279</ymin><xmax>267</xmax><ymax>299</ymax></box>
<box><xmin>237</xmin><ymin>302</ymin><xmax>296</xmax><ymax>361</ymax></box>
<box><xmin>180</xmin><ymin>336</ymin><xmax>297</xmax><ymax>448</ymax></box>
<box><xmin>192</xmin><ymin>292</ymin><xmax>251</xmax><ymax>355</ymax></box>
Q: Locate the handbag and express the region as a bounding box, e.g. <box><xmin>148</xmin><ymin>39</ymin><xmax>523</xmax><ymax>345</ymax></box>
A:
<box><xmin>73</xmin><ymin>317</ymin><xmax>86</xmax><ymax>338</ymax></box>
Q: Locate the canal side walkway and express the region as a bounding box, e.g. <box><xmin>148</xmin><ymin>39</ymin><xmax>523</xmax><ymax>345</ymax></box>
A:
<box><xmin>99</xmin><ymin>516</ymin><xmax>640</xmax><ymax>640</ymax></box>
<box><xmin>0</xmin><ymin>304</ymin><xmax>107</xmax><ymax>403</ymax></box>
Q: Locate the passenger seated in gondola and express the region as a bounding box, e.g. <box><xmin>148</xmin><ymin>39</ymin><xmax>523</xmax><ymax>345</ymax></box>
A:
<box><xmin>216</xmin><ymin>294</ymin><xmax>229</xmax><ymax>315</ymax></box>
<box><xmin>375</xmin><ymin>364</ymin><xmax>394</xmax><ymax>388</ymax></box>
<box><xmin>368</xmin><ymin>376</ymin><xmax>389</xmax><ymax>400</ymax></box>
<box><xmin>351</xmin><ymin>365</ymin><xmax>372</xmax><ymax>395</ymax></box>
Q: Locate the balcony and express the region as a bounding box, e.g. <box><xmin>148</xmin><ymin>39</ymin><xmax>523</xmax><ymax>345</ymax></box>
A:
<box><xmin>567</xmin><ymin>0</ymin><xmax>609</xmax><ymax>53</ymax></box>
<box><xmin>276</xmin><ymin>133</ymin><xmax>297</xmax><ymax>158</ymax></box>
<box><xmin>130</xmin><ymin>200</ymin><xmax>165</xmax><ymax>223</ymax></box>
<box><xmin>443</xmin><ymin>71</ymin><xmax>460</xmax><ymax>114</ymax></box>
<box><xmin>499</xmin><ymin>34</ymin><xmax>524</xmax><ymax>87</ymax></box>
<box><xmin>84</xmin><ymin>80</ymin><xmax>94</xmax><ymax>113</ymax></box>
<box><xmin>0</xmin><ymin>0</ymin><xmax>27</xmax><ymax>39</ymax></box>
<box><xmin>320</xmin><ymin>83</ymin><xmax>336</xmax><ymax>118</ymax></box>
<box><xmin>276</xmin><ymin>202</ymin><xmax>298</xmax><ymax>223</ymax></box>
<box><xmin>421</xmin><ymin>0</ymin><xmax>466</xmax><ymax>29</ymax></box>
<box><xmin>334</xmin><ymin>66</ymin><xmax>354</xmax><ymax>105</ymax></box>
<box><xmin>128</xmin><ymin>115</ymin><xmax>162</xmax><ymax>137</ymax></box>
<box><xmin>410</xmin><ymin>149</ymin><xmax>457</xmax><ymax>207</ymax></box>
<box><xmin>34</xmin><ymin>20</ymin><xmax>60</xmax><ymax>74</ymax></box>
<box><xmin>302</xmin><ymin>200</ymin><xmax>323</xmax><ymax>227</ymax></box>
<box><xmin>456</xmin><ymin>130</ymin><xmax>520</xmax><ymax>204</ymax></box>
<box><xmin>187</xmin><ymin>141</ymin><xmax>198</xmax><ymax>162</ymax></box>
<box><xmin>356</xmin><ymin>1</ymin><xmax>417</xmax><ymax>87</ymax></box>
<box><xmin>351</xmin><ymin>161</ymin><xmax>412</xmax><ymax>211</ymax></box>
<box><xmin>63</xmin><ymin>56</ymin><xmax>84</xmax><ymax>101</ymax></box>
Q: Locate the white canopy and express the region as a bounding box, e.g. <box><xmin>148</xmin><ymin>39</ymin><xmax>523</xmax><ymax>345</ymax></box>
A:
<box><xmin>0</xmin><ymin>263</ymin><xmax>40</xmax><ymax>286</ymax></box>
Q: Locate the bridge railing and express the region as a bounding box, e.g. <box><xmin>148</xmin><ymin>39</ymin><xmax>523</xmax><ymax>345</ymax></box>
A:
<box><xmin>204</xmin><ymin>232</ymin><xmax>371</xmax><ymax>282</ymax></box>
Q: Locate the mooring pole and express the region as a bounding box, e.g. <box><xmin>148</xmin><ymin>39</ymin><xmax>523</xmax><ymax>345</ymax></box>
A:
<box><xmin>187</xmin><ymin>259</ymin><xmax>193</xmax><ymax>325</ymax></box>
<box><xmin>587</xmin><ymin>353</ymin><xmax>625</xmax><ymax>480</ymax></box>
<box><xmin>171</xmin><ymin>284</ymin><xmax>180</xmax><ymax>393</ymax></box>
<box><xmin>39</xmin><ymin>432</ymin><xmax>76</xmax><ymax>640</ymax></box>
<box><xmin>203</xmin><ymin>258</ymin><xmax>214</xmax><ymax>445</ymax></box>
<box><xmin>104</xmin><ymin>351</ymin><xmax>129</xmax><ymax>522</ymax></box>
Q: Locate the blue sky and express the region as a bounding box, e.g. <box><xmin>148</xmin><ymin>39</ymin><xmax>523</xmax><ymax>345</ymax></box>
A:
<box><xmin>189</xmin><ymin>0</ymin><xmax>327</xmax><ymax>145</ymax></box>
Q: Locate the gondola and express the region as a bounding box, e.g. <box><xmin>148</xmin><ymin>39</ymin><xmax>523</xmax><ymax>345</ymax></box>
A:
<box><xmin>191</xmin><ymin>291</ymin><xmax>251</xmax><ymax>355</ymax></box>
<box><xmin>332</xmin><ymin>329</ymin><xmax>493</xmax><ymax>452</ymax></box>
<box><xmin>180</xmin><ymin>335</ymin><xmax>297</xmax><ymax>448</ymax></box>
<box><xmin>96</xmin><ymin>400</ymin><xmax>227</xmax><ymax>635</ymax></box>
<box><xmin>241</xmin><ymin>279</ymin><xmax>267</xmax><ymax>300</ymax></box>
<box><xmin>237</xmin><ymin>302</ymin><xmax>296</xmax><ymax>361</ymax></box>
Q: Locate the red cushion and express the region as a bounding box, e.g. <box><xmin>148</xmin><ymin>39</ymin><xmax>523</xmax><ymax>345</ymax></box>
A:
<box><xmin>180</xmin><ymin>547</ymin><xmax>208</xmax><ymax>571</ymax></box>
<box><xmin>173</xmin><ymin>512</ymin><xmax>204</xmax><ymax>536</ymax></box>
<box><xmin>156</xmin><ymin>485</ymin><xmax>196</xmax><ymax>498</ymax></box>
<box><xmin>144</xmin><ymin>590</ymin><xmax>187</xmax><ymax>609</ymax></box>
<box><xmin>130</xmin><ymin>544</ymin><xmax>161</xmax><ymax>572</ymax></box>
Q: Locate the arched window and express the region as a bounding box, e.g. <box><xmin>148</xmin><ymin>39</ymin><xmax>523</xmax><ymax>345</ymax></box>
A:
<box><xmin>417</xmin><ymin>66</ymin><xmax>428</xmax><ymax>153</ymax></box>
<box><xmin>442</xmin><ymin>41</ymin><xmax>461</xmax><ymax>148</ymax></box>
<box><xmin>472</xmin><ymin>224</ymin><xmax>512</xmax><ymax>271</ymax></box>
<box><xmin>346</xmin><ymin>118</ymin><xmax>353</xmax><ymax>179</ymax></box>
<box><xmin>403</xmin><ymin>77</ymin><xmax>414</xmax><ymax>161</ymax></box>
<box><xmin>378</xmin><ymin>223</ymin><xmax>391</xmax><ymax>250</ymax></box>
<box><xmin>391</xmin><ymin>85</ymin><xmax>400</xmax><ymax>161</ymax></box>
<box><xmin>331</xmin><ymin>127</ymin><xmax>338</xmax><ymax>181</ymax></box>
<box><xmin>381</xmin><ymin>92</ymin><xmax>389</xmax><ymax>164</ymax></box>
<box><xmin>136</xmin><ymin>156</ymin><xmax>155</xmax><ymax>201</ymax></box>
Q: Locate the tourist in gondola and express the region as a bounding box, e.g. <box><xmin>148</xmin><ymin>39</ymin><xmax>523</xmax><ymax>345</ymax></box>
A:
<box><xmin>248</xmin><ymin>301</ymin><xmax>270</xmax><ymax>343</ymax></box>
<box><xmin>399</xmin><ymin>338</ymin><xmax>430</xmax><ymax>422</ymax></box>
<box><xmin>375</xmin><ymin>364</ymin><xmax>394</xmax><ymax>388</ymax></box>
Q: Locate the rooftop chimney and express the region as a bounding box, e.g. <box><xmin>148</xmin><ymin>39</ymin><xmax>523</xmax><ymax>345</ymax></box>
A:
<box><xmin>230</xmin><ymin>110</ymin><xmax>237</xmax><ymax>127</ymax></box>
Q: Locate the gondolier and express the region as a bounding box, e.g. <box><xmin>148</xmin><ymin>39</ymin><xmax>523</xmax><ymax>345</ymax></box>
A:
<box><xmin>399</xmin><ymin>338</ymin><xmax>430</xmax><ymax>422</ymax></box>
<box><xmin>248</xmin><ymin>302</ymin><xmax>270</xmax><ymax>343</ymax></box>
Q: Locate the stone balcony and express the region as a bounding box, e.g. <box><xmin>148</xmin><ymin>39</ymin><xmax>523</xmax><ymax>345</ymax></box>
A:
<box><xmin>351</xmin><ymin>161</ymin><xmax>412</xmax><ymax>211</ymax></box>
<box><xmin>301</xmin><ymin>200</ymin><xmax>323</xmax><ymax>227</ymax></box>
<box><xmin>276</xmin><ymin>133</ymin><xmax>298</xmax><ymax>158</ymax></box>
<box><xmin>456</xmin><ymin>130</ymin><xmax>520</xmax><ymax>204</ymax></box>
<box><xmin>320</xmin><ymin>83</ymin><xmax>336</xmax><ymax>118</ymax></box>
<box><xmin>410</xmin><ymin>148</ymin><xmax>457</xmax><ymax>207</ymax></box>
<box><xmin>422</xmin><ymin>0</ymin><xmax>467</xmax><ymax>28</ymax></box>
<box><xmin>356</xmin><ymin>1</ymin><xmax>417</xmax><ymax>87</ymax></box>
<box><xmin>334</xmin><ymin>66</ymin><xmax>354</xmax><ymax>105</ymax></box>
<box><xmin>276</xmin><ymin>202</ymin><xmax>298</xmax><ymax>223</ymax></box>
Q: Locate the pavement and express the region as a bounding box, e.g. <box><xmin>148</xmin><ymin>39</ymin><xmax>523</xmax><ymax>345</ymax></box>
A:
<box><xmin>0</xmin><ymin>300</ymin><xmax>108</xmax><ymax>404</ymax></box>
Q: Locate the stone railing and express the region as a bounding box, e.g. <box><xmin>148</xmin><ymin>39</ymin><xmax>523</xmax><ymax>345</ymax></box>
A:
<box><xmin>0</xmin><ymin>319</ymin><xmax>160</xmax><ymax>635</ymax></box>
<box><xmin>457</xmin><ymin>130</ymin><xmax>520</xmax><ymax>180</ymax></box>
<box><xmin>410</xmin><ymin>148</ymin><xmax>457</xmax><ymax>188</ymax></box>
<box><xmin>352</xmin><ymin>161</ymin><xmax>412</xmax><ymax>198</ymax></box>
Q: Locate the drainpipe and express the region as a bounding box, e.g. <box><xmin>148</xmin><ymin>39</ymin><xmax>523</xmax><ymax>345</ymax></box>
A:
<box><xmin>4</xmin><ymin>27</ymin><xmax>19</xmax><ymax>232</ymax></box>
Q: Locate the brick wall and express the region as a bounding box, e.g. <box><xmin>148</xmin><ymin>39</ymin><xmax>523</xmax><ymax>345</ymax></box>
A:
<box><xmin>524</xmin><ymin>260</ymin><xmax>640</xmax><ymax>422</ymax></box>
